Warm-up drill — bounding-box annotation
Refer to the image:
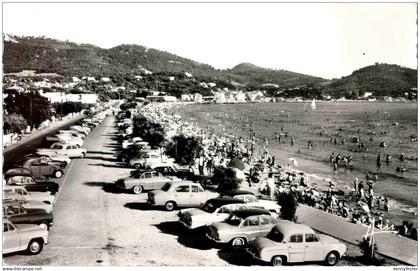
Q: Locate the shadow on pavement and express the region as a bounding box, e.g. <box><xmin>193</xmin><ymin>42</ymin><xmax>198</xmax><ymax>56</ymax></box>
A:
<box><xmin>154</xmin><ymin>221</ymin><xmax>219</xmax><ymax>250</ymax></box>
<box><xmin>88</xmin><ymin>163</ymin><xmax>128</xmax><ymax>169</ymax></box>
<box><xmin>124</xmin><ymin>202</ymin><xmax>160</xmax><ymax>211</ymax></box>
<box><xmin>87</xmin><ymin>151</ymin><xmax>114</xmax><ymax>155</ymax></box>
<box><xmin>86</xmin><ymin>156</ymin><xmax>119</xmax><ymax>162</ymax></box>
<box><xmin>83</xmin><ymin>181</ymin><xmax>125</xmax><ymax>194</ymax></box>
<box><xmin>217</xmin><ymin>248</ymin><xmax>255</xmax><ymax>266</ymax></box>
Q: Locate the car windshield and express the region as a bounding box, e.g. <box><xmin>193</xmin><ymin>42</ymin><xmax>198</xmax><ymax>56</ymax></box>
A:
<box><xmin>161</xmin><ymin>183</ymin><xmax>171</xmax><ymax>192</ymax></box>
<box><xmin>267</xmin><ymin>228</ymin><xmax>284</xmax><ymax>243</ymax></box>
<box><xmin>225</xmin><ymin>214</ymin><xmax>242</xmax><ymax>226</ymax></box>
<box><xmin>51</xmin><ymin>144</ymin><xmax>63</xmax><ymax>149</ymax></box>
<box><xmin>200</xmin><ymin>202</ymin><xmax>217</xmax><ymax>213</ymax></box>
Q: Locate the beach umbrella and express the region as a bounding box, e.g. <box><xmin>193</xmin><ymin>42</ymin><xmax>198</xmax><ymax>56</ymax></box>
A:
<box><xmin>288</xmin><ymin>157</ymin><xmax>298</xmax><ymax>167</ymax></box>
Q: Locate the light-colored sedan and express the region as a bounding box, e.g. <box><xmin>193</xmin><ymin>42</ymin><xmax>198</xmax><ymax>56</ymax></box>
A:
<box><xmin>178</xmin><ymin>197</ymin><xmax>249</xmax><ymax>229</ymax></box>
<box><xmin>115</xmin><ymin>170</ymin><xmax>181</xmax><ymax>194</ymax></box>
<box><xmin>3</xmin><ymin>219</ymin><xmax>49</xmax><ymax>255</ymax></box>
<box><xmin>147</xmin><ymin>181</ymin><xmax>219</xmax><ymax>211</ymax></box>
<box><xmin>37</xmin><ymin>143</ymin><xmax>87</xmax><ymax>158</ymax></box>
<box><xmin>4</xmin><ymin>185</ymin><xmax>55</xmax><ymax>205</ymax></box>
<box><xmin>247</xmin><ymin>221</ymin><xmax>347</xmax><ymax>266</ymax></box>
<box><xmin>206</xmin><ymin>209</ymin><xmax>277</xmax><ymax>248</ymax></box>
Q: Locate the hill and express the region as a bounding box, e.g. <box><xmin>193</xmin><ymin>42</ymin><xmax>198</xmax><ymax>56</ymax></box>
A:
<box><xmin>3</xmin><ymin>35</ymin><xmax>324</xmax><ymax>88</ymax></box>
<box><xmin>323</xmin><ymin>63</ymin><xmax>417</xmax><ymax>98</ymax></box>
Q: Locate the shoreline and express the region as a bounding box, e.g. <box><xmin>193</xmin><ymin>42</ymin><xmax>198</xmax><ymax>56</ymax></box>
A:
<box><xmin>171</xmin><ymin>102</ymin><xmax>417</xmax><ymax>228</ymax></box>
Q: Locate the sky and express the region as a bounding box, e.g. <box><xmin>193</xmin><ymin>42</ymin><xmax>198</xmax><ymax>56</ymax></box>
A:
<box><xmin>2</xmin><ymin>2</ymin><xmax>418</xmax><ymax>79</ymax></box>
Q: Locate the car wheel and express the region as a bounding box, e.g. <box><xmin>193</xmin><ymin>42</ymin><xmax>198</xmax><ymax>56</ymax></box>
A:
<box><xmin>325</xmin><ymin>251</ymin><xmax>339</xmax><ymax>266</ymax></box>
<box><xmin>231</xmin><ymin>237</ymin><xmax>246</xmax><ymax>249</ymax></box>
<box><xmin>271</xmin><ymin>256</ymin><xmax>285</xmax><ymax>266</ymax></box>
<box><xmin>132</xmin><ymin>185</ymin><xmax>143</xmax><ymax>194</ymax></box>
<box><xmin>39</xmin><ymin>222</ymin><xmax>49</xmax><ymax>231</ymax></box>
<box><xmin>165</xmin><ymin>201</ymin><xmax>176</xmax><ymax>211</ymax></box>
<box><xmin>27</xmin><ymin>239</ymin><xmax>43</xmax><ymax>255</ymax></box>
<box><xmin>54</xmin><ymin>170</ymin><xmax>63</xmax><ymax>178</ymax></box>
<box><xmin>134</xmin><ymin>163</ymin><xmax>141</xmax><ymax>169</ymax></box>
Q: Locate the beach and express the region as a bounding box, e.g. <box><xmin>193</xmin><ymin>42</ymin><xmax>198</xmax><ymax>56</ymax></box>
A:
<box><xmin>173</xmin><ymin>101</ymin><xmax>418</xmax><ymax>226</ymax></box>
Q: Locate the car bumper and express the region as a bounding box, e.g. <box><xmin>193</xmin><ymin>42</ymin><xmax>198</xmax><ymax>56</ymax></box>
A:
<box><xmin>245</xmin><ymin>248</ymin><xmax>264</xmax><ymax>261</ymax></box>
<box><xmin>205</xmin><ymin>233</ymin><xmax>225</xmax><ymax>244</ymax></box>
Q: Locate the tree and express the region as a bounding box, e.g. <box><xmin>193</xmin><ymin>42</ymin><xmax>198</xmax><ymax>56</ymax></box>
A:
<box><xmin>4</xmin><ymin>89</ymin><xmax>52</xmax><ymax>129</ymax></box>
<box><xmin>165</xmin><ymin>134</ymin><xmax>203</xmax><ymax>167</ymax></box>
<box><xmin>277</xmin><ymin>192</ymin><xmax>299</xmax><ymax>221</ymax></box>
<box><xmin>132</xmin><ymin>115</ymin><xmax>166</xmax><ymax>148</ymax></box>
<box><xmin>212</xmin><ymin>167</ymin><xmax>242</xmax><ymax>192</ymax></box>
<box><xmin>3</xmin><ymin>113</ymin><xmax>27</xmax><ymax>134</ymax></box>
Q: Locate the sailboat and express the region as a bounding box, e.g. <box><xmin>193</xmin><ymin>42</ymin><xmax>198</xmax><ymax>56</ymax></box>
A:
<box><xmin>311</xmin><ymin>99</ymin><xmax>316</xmax><ymax>110</ymax></box>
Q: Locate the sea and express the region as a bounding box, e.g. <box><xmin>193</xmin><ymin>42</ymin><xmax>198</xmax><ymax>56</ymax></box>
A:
<box><xmin>175</xmin><ymin>101</ymin><xmax>418</xmax><ymax>226</ymax></box>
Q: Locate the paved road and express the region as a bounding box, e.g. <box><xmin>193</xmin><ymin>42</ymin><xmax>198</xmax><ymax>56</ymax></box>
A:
<box><xmin>2</xmin><ymin>116</ymin><xmax>387</xmax><ymax>266</ymax></box>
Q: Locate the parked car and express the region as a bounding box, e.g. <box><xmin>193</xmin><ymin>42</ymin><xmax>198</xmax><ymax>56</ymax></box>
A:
<box><xmin>122</xmin><ymin>137</ymin><xmax>147</xmax><ymax>149</ymax></box>
<box><xmin>70</xmin><ymin>125</ymin><xmax>90</xmax><ymax>136</ymax></box>
<box><xmin>3</xmin><ymin>219</ymin><xmax>49</xmax><ymax>255</ymax></box>
<box><xmin>178</xmin><ymin>197</ymin><xmax>248</xmax><ymax>229</ymax></box>
<box><xmin>5</xmin><ymin>168</ymin><xmax>59</xmax><ymax>195</ymax></box>
<box><xmin>37</xmin><ymin>142</ymin><xmax>87</xmax><ymax>158</ymax></box>
<box><xmin>22</xmin><ymin>157</ymin><xmax>65</xmax><ymax>178</ymax></box>
<box><xmin>24</xmin><ymin>153</ymin><xmax>70</xmax><ymax>168</ymax></box>
<box><xmin>247</xmin><ymin>221</ymin><xmax>347</xmax><ymax>266</ymax></box>
<box><xmin>206</xmin><ymin>209</ymin><xmax>277</xmax><ymax>248</ymax></box>
<box><xmin>221</xmin><ymin>190</ymin><xmax>281</xmax><ymax>214</ymax></box>
<box><xmin>150</xmin><ymin>164</ymin><xmax>196</xmax><ymax>180</ymax></box>
<box><xmin>115</xmin><ymin>170</ymin><xmax>181</xmax><ymax>194</ymax></box>
<box><xmin>128</xmin><ymin>150</ymin><xmax>161</xmax><ymax>169</ymax></box>
<box><xmin>3</xmin><ymin>203</ymin><xmax>54</xmax><ymax>230</ymax></box>
<box><xmin>117</xmin><ymin>145</ymin><xmax>152</xmax><ymax>163</ymax></box>
<box><xmin>55</xmin><ymin>133</ymin><xmax>84</xmax><ymax>147</ymax></box>
<box><xmin>3</xmin><ymin>197</ymin><xmax>53</xmax><ymax>214</ymax></box>
<box><xmin>57</xmin><ymin>129</ymin><xmax>86</xmax><ymax>139</ymax></box>
<box><xmin>4</xmin><ymin>185</ymin><xmax>55</xmax><ymax>205</ymax></box>
<box><xmin>147</xmin><ymin>181</ymin><xmax>219</xmax><ymax>211</ymax></box>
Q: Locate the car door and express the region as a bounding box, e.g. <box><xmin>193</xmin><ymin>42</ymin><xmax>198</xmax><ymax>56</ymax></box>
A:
<box><xmin>173</xmin><ymin>185</ymin><xmax>191</xmax><ymax>207</ymax></box>
<box><xmin>153</xmin><ymin>172</ymin><xmax>168</xmax><ymax>189</ymax></box>
<box><xmin>38</xmin><ymin>160</ymin><xmax>52</xmax><ymax>176</ymax></box>
<box><xmin>190</xmin><ymin>185</ymin><xmax>207</xmax><ymax>206</ymax></box>
<box><xmin>287</xmin><ymin>234</ymin><xmax>305</xmax><ymax>263</ymax></box>
<box><xmin>304</xmin><ymin>233</ymin><xmax>324</xmax><ymax>262</ymax></box>
<box><xmin>140</xmin><ymin>172</ymin><xmax>153</xmax><ymax>190</ymax></box>
<box><xmin>3</xmin><ymin>222</ymin><xmax>20</xmax><ymax>253</ymax></box>
<box><xmin>28</xmin><ymin>159</ymin><xmax>41</xmax><ymax>177</ymax></box>
<box><xmin>242</xmin><ymin>216</ymin><xmax>261</xmax><ymax>240</ymax></box>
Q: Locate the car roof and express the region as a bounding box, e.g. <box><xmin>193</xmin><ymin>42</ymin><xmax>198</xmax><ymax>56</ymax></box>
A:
<box><xmin>4</xmin><ymin>168</ymin><xmax>33</xmax><ymax>178</ymax></box>
<box><xmin>206</xmin><ymin>197</ymin><xmax>245</xmax><ymax>207</ymax></box>
<box><xmin>220</xmin><ymin>189</ymin><xmax>256</xmax><ymax>196</ymax></box>
<box><xmin>174</xmin><ymin>180</ymin><xmax>197</xmax><ymax>186</ymax></box>
<box><xmin>273</xmin><ymin>221</ymin><xmax>315</xmax><ymax>235</ymax></box>
<box><xmin>231</xmin><ymin>208</ymin><xmax>271</xmax><ymax>218</ymax></box>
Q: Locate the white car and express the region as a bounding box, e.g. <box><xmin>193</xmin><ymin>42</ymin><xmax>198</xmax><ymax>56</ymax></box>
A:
<box><xmin>37</xmin><ymin>143</ymin><xmax>87</xmax><ymax>158</ymax></box>
<box><xmin>128</xmin><ymin>151</ymin><xmax>161</xmax><ymax>169</ymax></box>
<box><xmin>178</xmin><ymin>197</ymin><xmax>250</xmax><ymax>229</ymax></box>
<box><xmin>4</xmin><ymin>186</ymin><xmax>55</xmax><ymax>205</ymax></box>
<box><xmin>55</xmin><ymin>134</ymin><xmax>84</xmax><ymax>147</ymax></box>
<box><xmin>222</xmin><ymin>190</ymin><xmax>281</xmax><ymax>214</ymax></box>
<box><xmin>70</xmin><ymin>125</ymin><xmax>90</xmax><ymax>136</ymax></box>
<box><xmin>57</xmin><ymin>130</ymin><xmax>86</xmax><ymax>139</ymax></box>
<box><xmin>3</xmin><ymin>219</ymin><xmax>49</xmax><ymax>255</ymax></box>
<box><xmin>122</xmin><ymin>137</ymin><xmax>147</xmax><ymax>149</ymax></box>
<box><xmin>248</xmin><ymin>221</ymin><xmax>347</xmax><ymax>266</ymax></box>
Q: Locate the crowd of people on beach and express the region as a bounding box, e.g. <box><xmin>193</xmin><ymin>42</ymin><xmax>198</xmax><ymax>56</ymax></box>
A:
<box><xmin>139</xmin><ymin>102</ymin><xmax>417</xmax><ymax>241</ymax></box>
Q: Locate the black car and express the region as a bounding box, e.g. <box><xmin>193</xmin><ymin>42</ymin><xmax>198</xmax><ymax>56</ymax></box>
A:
<box><xmin>3</xmin><ymin>204</ymin><xmax>54</xmax><ymax>230</ymax></box>
<box><xmin>5</xmin><ymin>168</ymin><xmax>59</xmax><ymax>195</ymax></box>
<box><xmin>118</xmin><ymin>145</ymin><xmax>148</xmax><ymax>163</ymax></box>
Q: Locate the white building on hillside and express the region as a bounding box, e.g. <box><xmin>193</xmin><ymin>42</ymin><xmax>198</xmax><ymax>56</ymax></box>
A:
<box><xmin>193</xmin><ymin>93</ymin><xmax>203</xmax><ymax>103</ymax></box>
<box><xmin>214</xmin><ymin>92</ymin><xmax>226</xmax><ymax>103</ymax></box>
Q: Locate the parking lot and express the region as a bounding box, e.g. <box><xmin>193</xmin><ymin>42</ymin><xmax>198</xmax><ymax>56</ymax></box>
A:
<box><xmin>4</xmin><ymin>116</ymin><xmax>369</xmax><ymax>266</ymax></box>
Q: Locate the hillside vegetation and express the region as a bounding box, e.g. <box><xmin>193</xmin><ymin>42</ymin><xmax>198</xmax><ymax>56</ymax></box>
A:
<box><xmin>3</xmin><ymin>35</ymin><xmax>417</xmax><ymax>98</ymax></box>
